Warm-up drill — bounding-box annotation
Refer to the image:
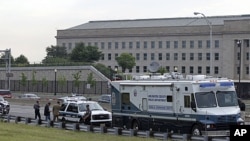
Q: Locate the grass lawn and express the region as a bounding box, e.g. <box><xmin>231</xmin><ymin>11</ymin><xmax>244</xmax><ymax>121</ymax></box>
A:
<box><xmin>0</xmin><ymin>122</ymin><xmax>157</xmax><ymax>141</ymax></box>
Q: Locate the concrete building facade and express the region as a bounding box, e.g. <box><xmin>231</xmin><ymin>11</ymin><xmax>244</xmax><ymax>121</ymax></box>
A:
<box><xmin>56</xmin><ymin>14</ymin><xmax>250</xmax><ymax>81</ymax></box>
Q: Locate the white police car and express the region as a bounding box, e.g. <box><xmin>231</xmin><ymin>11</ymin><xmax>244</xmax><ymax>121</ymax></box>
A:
<box><xmin>59</xmin><ymin>100</ymin><xmax>112</xmax><ymax>127</ymax></box>
<box><xmin>0</xmin><ymin>96</ymin><xmax>10</xmax><ymax>115</ymax></box>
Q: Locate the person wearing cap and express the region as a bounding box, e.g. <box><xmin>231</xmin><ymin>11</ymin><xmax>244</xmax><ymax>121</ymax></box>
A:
<box><xmin>33</xmin><ymin>100</ymin><xmax>41</xmax><ymax>120</ymax></box>
<box><xmin>44</xmin><ymin>102</ymin><xmax>51</xmax><ymax>121</ymax></box>
<box><xmin>83</xmin><ymin>104</ymin><xmax>91</xmax><ymax>124</ymax></box>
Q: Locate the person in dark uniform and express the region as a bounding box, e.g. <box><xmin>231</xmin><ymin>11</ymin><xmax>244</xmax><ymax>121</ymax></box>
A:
<box><xmin>83</xmin><ymin>104</ymin><xmax>91</xmax><ymax>124</ymax></box>
<box><xmin>44</xmin><ymin>102</ymin><xmax>51</xmax><ymax>121</ymax></box>
<box><xmin>33</xmin><ymin>100</ymin><xmax>41</xmax><ymax>120</ymax></box>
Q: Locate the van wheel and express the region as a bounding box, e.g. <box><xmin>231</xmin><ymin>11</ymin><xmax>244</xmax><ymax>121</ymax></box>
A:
<box><xmin>192</xmin><ymin>125</ymin><xmax>202</xmax><ymax>136</ymax></box>
<box><xmin>132</xmin><ymin>121</ymin><xmax>139</xmax><ymax>130</ymax></box>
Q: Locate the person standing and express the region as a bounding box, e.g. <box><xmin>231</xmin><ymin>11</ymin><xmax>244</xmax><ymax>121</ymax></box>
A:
<box><xmin>52</xmin><ymin>101</ymin><xmax>61</xmax><ymax>122</ymax></box>
<box><xmin>33</xmin><ymin>100</ymin><xmax>41</xmax><ymax>120</ymax></box>
<box><xmin>83</xmin><ymin>104</ymin><xmax>91</xmax><ymax>124</ymax></box>
<box><xmin>44</xmin><ymin>102</ymin><xmax>51</xmax><ymax>121</ymax></box>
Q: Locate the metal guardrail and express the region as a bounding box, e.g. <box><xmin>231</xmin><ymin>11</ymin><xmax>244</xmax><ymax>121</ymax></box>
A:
<box><xmin>0</xmin><ymin>115</ymin><xmax>231</xmax><ymax>141</ymax></box>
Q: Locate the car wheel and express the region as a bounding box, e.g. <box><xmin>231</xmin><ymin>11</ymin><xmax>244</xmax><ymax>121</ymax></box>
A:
<box><xmin>132</xmin><ymin>120</ymin><xmax>139</xmax><ymax>130</ymax></box>
<box><xmin>192</xmin><ymin>125</ymin><xmax>202</xmax><ymax>136</ymax></box>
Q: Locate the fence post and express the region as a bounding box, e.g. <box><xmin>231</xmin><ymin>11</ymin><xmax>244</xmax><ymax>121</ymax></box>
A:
<box><xmin>25</xmin><ymin>117</ymin><xmax>31</xmax><ymax>124</ymax></box>
<box><xmin>163</xmin><ymin>133</ymin><xmax>168</xmax><ymax>141</ymax></box>
<box><xmin>7</xmin><ymin>115</ymin><xmax>11</xmax><ymax>122</ymax></box>
<box><xmin>15</xmin><ymin>116</ymin><xmax>21</xmax><ymax>123</ymax></box>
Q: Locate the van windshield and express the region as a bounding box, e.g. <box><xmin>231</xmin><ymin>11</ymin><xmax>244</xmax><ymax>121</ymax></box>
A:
<box><xmin>216</xmin><ymin>91</ymin><xmax>238</xmax><ymax>107</ymax></box>
<box><xmin>195</xmin><ymin>91</ymin><xmax>217</xmax><ymax>108</ymax></box>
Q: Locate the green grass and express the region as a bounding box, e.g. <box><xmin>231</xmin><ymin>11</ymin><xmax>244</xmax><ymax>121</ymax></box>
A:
<box><xmin>0</xmin><ymin>122</ymin><xmax>157</xmax><ymax>141</ymax></box>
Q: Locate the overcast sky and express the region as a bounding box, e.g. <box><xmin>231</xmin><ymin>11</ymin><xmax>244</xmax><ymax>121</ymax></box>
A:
<box><xmin>1</xmin><ymin>0</ymin><xmax>250</xmax><ymax>63</ymax></box>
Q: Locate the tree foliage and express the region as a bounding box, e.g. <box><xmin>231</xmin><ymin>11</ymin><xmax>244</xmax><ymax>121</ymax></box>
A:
<box><xmin>70</xmin><ymin>43</ymin><xmax>102</xmax><ymax>62</ymax></box>
<box><xmin>15</xmin><ymin>54</ymin><xmax>29</xmax><ymax>64</ymax></box>
<box><xmin>42</xmin><ymin>45</ymin><xmax>68</xmax><ymax>64</ymax></box>
<box><xmin>116</xmin><ymin>53</ymin><xmax>136</xmax><ymax>73</ymax></box>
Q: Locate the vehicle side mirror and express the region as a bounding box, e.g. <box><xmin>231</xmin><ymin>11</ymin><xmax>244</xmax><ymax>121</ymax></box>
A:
<box><xmin>238</xmin><ymin>99</ymin><xmax>246</xmax><ymax>111</ymax></box>
<box><xmin>191</xmin><ymin>101</ymin><xmax>197</xmax><ymax>112</ymax></box>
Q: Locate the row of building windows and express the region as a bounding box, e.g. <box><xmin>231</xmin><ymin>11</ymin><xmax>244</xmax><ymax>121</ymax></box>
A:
<box><xmin>103</xmin><ymin>52</ymin><xmax>221</xmax><ymax>61</ymax></box>
<box><xmin>62</xmin><ymin>40</ymin><xmax>221</xmax><ymax>50</ymax></box>
<box><xmin>112</xmin><ymin>65</ymin><xmax>220</xmax><ymax>74</ymax></box>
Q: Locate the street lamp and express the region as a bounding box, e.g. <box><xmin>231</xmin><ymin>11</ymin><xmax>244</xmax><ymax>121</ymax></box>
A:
<box><xmin>194</xmin><ymin>12</ymin><xmax>213</xmax><ymax>74</ymax></box>
<box><xmin>237</xmin><ymin>40</ymin><xmax>242</xmax><ymax>97</ymax></box>
<box><xmin>54</xmin><ymin>69</ymin><xmax>57</xmax><ymax>96</ymax></box>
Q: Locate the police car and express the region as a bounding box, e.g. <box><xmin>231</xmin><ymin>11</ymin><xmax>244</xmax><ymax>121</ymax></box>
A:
<box><xmin>0</xmin><ymin>96</ymin><xmax>10</xmax><ymax>115</ymax></box>
<box><xmin>59</xmin><ymin>100</ymin><xmax>112</xmax><ymax>127</ymax></box>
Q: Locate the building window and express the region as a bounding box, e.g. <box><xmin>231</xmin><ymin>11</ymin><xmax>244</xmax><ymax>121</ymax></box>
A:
<box><xmin>206</xmin><ymin>53</ymin><xmax>210</xmax><ymax>61</ymax></box>
<box><xmin>122</xmin><ymin>42</ymin><xmax>126</xmax><ymax>49</ymax></box>
<box><xmin>94</xmin><ymin>42</ymin><xmax>98</xmax><ymax>47</ymax></box>
<box><xmin>158</xmin><ymin>53</ymin><xmax>162</xmax><ymax>60</ymax></box>
<box><xmin>174</xmin><ymin>41</ymin><xmax>178</xmax><ymax>48</ymax></box>
<box><xmin>136</xmin><ymin>66</ymin><xmax>140</xmax><ymax>73</ymax></box>
<box><xmin>136</xmin><ymin>53</ymin><xmax>140</xmax><ymax>61</ymax></box>
<box><xmin>215</xmin><ymin>40</ymin><xmax>219</xmax><ymax>48</ymax></box>
<box><xmin>198</xmin><ymin>53</ymin><xmax>202</xmax><ymax>60</ymax></box>
<box><xmin>246</xmin><ymin>66</ymin><xmax>249</xmax><ymax>74</ymax></box>
<box><xmin>206</xmin><ymin>66</ymin><xmax>210</xmax><ymax>74</ymax></box>
<box><xmin>101</xmin><ymin>54</ymin><xmax>104</xmax><ymax>60</ymax></box>
<box><xmin>166</xmin><ymin>41</ymin><xmax>170</xmax><ymax>48</ymax></box>
<box><xmin>182</xmin><ymin>53</ymin><xmax>186</xmax><ymax>60</ymax></box>
<box><xmin>151</xmin><ymin>53</ymin><xmax>155</xmax><ymax>60</ymax></box>
<box><xmin>244</xmin><ymin>39</ymin><xmax>249</xmax><ymax>47</ymax></box>
<box><xmin>143</xmin><ymin>66</ymin><xmax>147</xmax><ymax>72</ymax></box>
<box><xmin>115</xmin><ymin>53</ymin><xmax>118</xmax><ymax>59</ymax></box>
<box><xmin>108</xmin><ymin>42</ymin><xmax>112</xmax><ymax>49</ymax></box>
<box><xmin>214</xmin><ymin>66</ymin><xmax>219</xmax><ymax>74</ymax></box>
<box><xmin>136</xmin><ymin>41</ymin><xmax>140</xmax><ymax>49</ymax></box>
<box><xmin>108</xmin><ymin>53</ymin><xmax>111</xmax><ymax>60</ymax></box>
<box><xmin>166</xmin><ymin>53</ymin><xmax>170</xmax><ymax>60</ymax></box>
<box><xmin>62</xmin><ymin>43</ymin><xmax>66</xmax><ymax>47</ymax></box>
<box><xmin>129</xmin><ymin>42</ymin><xmax>133</xmax><ymax>49</ymax></box>
<box><xmin>115</xmin><ymin>42</ymin><xmax>119</xmax><ymax>49</ymax></box>
<box><xmin>247</xmin><ymin>52</ymin><xmax>249</xmax><ymax>60</ymax></box>
<box><xmin>182</xmin><ymin>41</ymin><xmax>186</xmax><ymax>48</ymax></box>
<box><xmin>143</xmin><ymin>53</ymin><xmax>147</xmax><ymax>60</ymax></box>
<box><xmin>190</xmin><ymin>66</ymin><xmax>194</xmax><ymax>74</ymax></box>
<box><xmin>206</xmin><ymin>40</ymin><xmax>210</xmax><ymax>48</ymax></box>
<box><xmin>101</xmin><ymin>42</ymin><xmax>105</xmax><ymax>49</ymax></box>
<box><xmin>144</xmin><ymin>41</ymin><xmax>147</xmax><ymax>49</ymax></box>
<box><xmin>198</xmin><ymin>40</ymin><xmax>202</xmax><ymax>48</ymax></box>
<box><xmin>88</xmin><ymin>42</ymin><xmax>91</xmax><ymax>46</ymax></box>
<box><xmin>190</xmin><ymin>53</ymin><xmax>194</xmax><ymax>60</ymax></box>
<box><xmin>68</xmin><ymin>43</ymin><xmax>72</xmax><ymax>50</ymax></box>
<box><xmin>158</xmin><ymin>41</ymin><xmax>162</xmax><ymax>48</ymax></box>
<box><xmin>181</xmin><ymin>66</ymin><xmax>186</xmax><ymax>74</ymax></box>
<box><xmin>166</xmin><ymin>66</ymin><xmax>170</xmax><ymax>72</ymax></box>
<box><xmin>198</xmin><ymin>66</ymin><xmax>202</xmax><ymax>74</ymax></box>
<box><xmin>174</xmin><ymin>53</ymin><xmax>178</xmax><ymax>60</ymax></box>
<box><xmin>190</xmin><ymin>40</ymin><xmax>194</xmax><ymax>48</ymax></box>
<box><xmin>151</xmin><ymin>41</ymin><xmax>155</xmax><ymax>48</ymax></box>
<box><xmin>214</xmin><ymin>53</ymin><xmax>219</xmax><ymax>60</ymax></box>
<box><xmin>237</xmin><ymin>52</ymin><xmax>240</xmax><ymax>60</ymax></box>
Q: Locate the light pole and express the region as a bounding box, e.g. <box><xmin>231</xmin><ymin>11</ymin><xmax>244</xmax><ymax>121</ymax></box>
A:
<box><xmin>54</xmin><ymin>69</ymin><xmax>57</xmax><ymax>96</ymax></box>
<box><xmin>114</xmin><ymin>67</ymin><xmax>118</xmax><ymax>81</ymax></box>
<box><xmin>237</xmin><ymin>40</ymin><xmax>242</xmax><ymax>97</ymax></box>
<box><xmin>194</xmin><ymin>12</ymin><xmax>213</xmax><ymax>74</ymax></box>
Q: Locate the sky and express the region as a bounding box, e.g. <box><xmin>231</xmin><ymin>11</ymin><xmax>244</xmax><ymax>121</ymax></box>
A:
<box><xmin>1</xmin><ymin>0</ymin><xmax>250</xmax><ymax>63</ymax></box>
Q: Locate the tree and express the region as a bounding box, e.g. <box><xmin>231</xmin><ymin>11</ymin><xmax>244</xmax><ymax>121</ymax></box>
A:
<box><xmin>46</xmin><ymin>45</ymin><xmax>67</xmax><ymax>58</ymax></box>
<box><xmin>0</xmin><ymin>54</ymin><xmax>14</xmax><ymax>64</ymax></box>
<box><xmin>42</xmin><ymin>45</ymin><xmax>68</xmax><ymax>64</ymax></box>
<box><xmin>15</xmin><ymin>54</ymin><xmax>29</xmax><ymax>64</ymax></box>
<box><xmin>87</xmin><ymin>72</ymin><xmax>96</xmax><ymax>88</ymax></box>
<box><xmin>116</xmin><ymin>53</ymin><xmax>136</xmax><ymax>73</ymax></box>
<box><xmin>20</xmin><ymin>73</ymin><xmax>27</xmax><ymax>92</ymax></box>
<box><xmin>72</xmin><ymin>71</ymin><xmax>81</xmax><ymax>93</ymax></box>
<box><xmin>70</xmin><ymin>43</ymin><xmax>102</xmax><ymax>62</ymax></box>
